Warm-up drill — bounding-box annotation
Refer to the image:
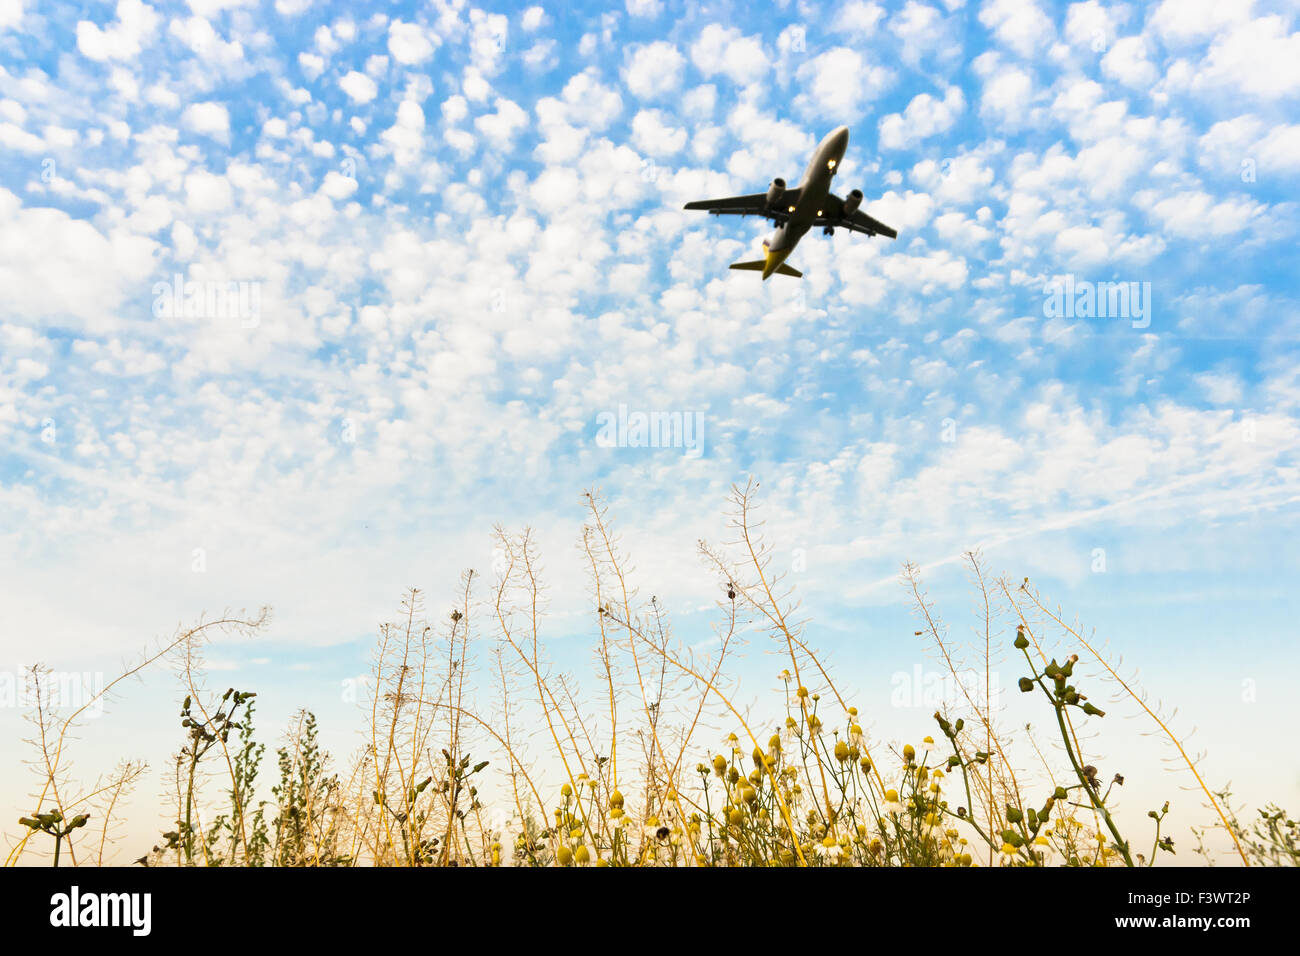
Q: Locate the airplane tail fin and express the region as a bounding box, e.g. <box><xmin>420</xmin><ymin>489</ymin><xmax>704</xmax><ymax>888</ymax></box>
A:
<box><xmin>728</xmin><ymin>259</ymin><xmax>803</xmax><ymax>278</ymax></box>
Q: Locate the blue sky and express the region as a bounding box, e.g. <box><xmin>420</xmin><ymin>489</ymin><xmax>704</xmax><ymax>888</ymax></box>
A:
<box><xmin>2</xmin><ymin>0</ymin><xmax>1299</xmax><ymax>859</ymax></box>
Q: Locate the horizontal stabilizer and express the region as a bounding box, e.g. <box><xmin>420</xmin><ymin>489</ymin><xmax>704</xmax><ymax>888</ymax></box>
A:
<box><xmin>728</xmin><ymin>259</ymin><xmax>803</xmax><ymax>278</ymax></box>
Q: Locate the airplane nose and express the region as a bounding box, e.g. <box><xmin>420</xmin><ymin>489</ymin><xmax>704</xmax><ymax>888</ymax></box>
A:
<box><xmin>833</xmin><ymin>126</ymin><xmax>849</xmax><ymax>149</ymax></box>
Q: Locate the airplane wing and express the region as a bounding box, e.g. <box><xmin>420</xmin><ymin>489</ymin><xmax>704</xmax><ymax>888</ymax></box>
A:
<box><xmin>815</xmin><ymin>192</ymin><xmax>898</xmax><ymax>239</ymax></box>
<box><xmin>683</xmin><ymin>189</ymin><xmax>803</xmax><ymax>223</ymax></box>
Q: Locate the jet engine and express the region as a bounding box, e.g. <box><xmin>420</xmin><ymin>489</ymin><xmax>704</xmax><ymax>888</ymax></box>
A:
<box><xmin>842</xmin><ymin>188</ymin><xmax>864</xmax><ymax>217</ymax></box>
<box><xmin>766</xmin><ymin>177</ymin><xmax>786</xmax><ymax>209</ymax></box>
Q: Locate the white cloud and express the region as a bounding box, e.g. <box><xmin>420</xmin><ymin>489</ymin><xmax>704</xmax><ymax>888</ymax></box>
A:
<box><xmin>689</xmin><ymin>25</ymin><xmax>770</xmax><ymax>86</ymax></box>
<box><xmin>795</xmin><ymin>48</ymin><xmax>893</xmax><ymax>121</ymax></box>
<box><xmin>1192</xmin><ymin>16</ymin><xmax>1300</xmax><ymax>100</ymax></box>
<box><xmin>320</xmin><ymin>171</ymin><xmax>359</xmax><ymax>200</ymax></box>
<box><xmin>1063</xmin><ymin>0</ymin><xmax>1127</xmax><ymax>51</ymax></box>
<box><xmin>834</xmin><ymin>1</ymin><xmax>886</xmax><ymax>35</ymax></box>
<box><xmin>0</xmin><ymin>0</ymin><xmax>24</xmax><ymax>30</ymax></box>
<box><xmin>1101</xmin><ymin>36</ymin><xmax>1158</xmax><ymax>88</ymax></box>
<box><xmin>978</xmin><ymin>0</ymin><xmax>1053</xmax><ymax>58</ymax></box>
<box><xmin>624</xmin><ymin>41</ymin><xmax>686</xmax><ymax>99</ymax></box>
<box><xmin>1148</xmin><ymin>0</ymin><xmax>1253</xmax><ymax>46</ymax></box>
<box><xmin>388</xmin><ymin>20</ymin><xmax>439</xmax><ymax>65</ymax></box>
<box><xmin>1196</xmin><ymin>370</ymin><xmax>1244</xmax><ymax>405</ymax></box>
<box><xmin>340</xmin><ymin>70</ymin><xmax>379</xmax><ymax>104</ymax></box>
<box><xmin>977</xmin><ymin>59</ymin><xmax>1037</xmax><ymax>129</ymax></box>
<box><xmin>631</xmin><ymin>109</ymin><xmax>686</xmax><ymax>157</ymax></box>
<box><xmin>298</xmin><ymin>52</ymin><xmax>325</xmax><ymax>80</ymax></box>
<box><xmin>626</xmin><ymin>0</ymin><xmax>661</xmax><ymax>17</ymax></box>
<box><xmin>1197</xmin><ymin>116</ymin><xmax>1300</xmax><ymax>177</ymax></box>
<box><xmin>1143</xmin><ymin>190</ymin><xmax>1266</xmax><ymax>238</ymax></box>
<box><xmin>0</xmin><ymin>190</ymin><xmax>156</xmax><ymax>332</ymax></box>
<box><xmin>474</xmin><ymin>97</ymin><xmax>529</xmax><ymax>149</ymax></box>
<box><xmin>169</xmin><ymin>15</ymin><xmax>245</xmax><ymax>68</ymax></box>
<box><xmin>879</xmin><ymin>85</ymin><xmax>965</xmax><ymax>149</ymax></box>
<box><xmin>184</xmin><ymin>170</ymin><xmax>233</xmax><ymax>212</ymax></box>
<box><xmin>76</xmin><ymin>0</ymin><xmax>160</xmax><ymax>62</ymax></box>
<box><xmin>381</xmin><ymin>99</ymin><xmax>425</xmax><ymax>166</ymax></box>
<box><xmin>521</xmin><ymin>6</ymin><xmax>547</xmax><ymax>31</ymax></box>
<box><xmin>180</xmin><ymin>101</ymin><xmax>230</xmax><ymax>142</ymax></box>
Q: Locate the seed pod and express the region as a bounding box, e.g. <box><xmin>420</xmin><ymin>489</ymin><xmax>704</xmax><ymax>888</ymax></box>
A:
<box><xmin>1018</xmin><ymin>677</ymin><xmax>1034</xmax><ymax>693</ymax></box>
<box><xmin>1006</xmin><ymin>806</ymin><xmax>1023</xmax><ymax>824</ymax></box>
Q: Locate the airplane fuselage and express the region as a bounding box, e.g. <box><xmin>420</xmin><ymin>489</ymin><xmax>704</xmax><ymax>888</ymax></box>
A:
<box><xmin>763</xmin><ymin>126</ymin><xmax>849</xmax><ymax>276</ymax></box>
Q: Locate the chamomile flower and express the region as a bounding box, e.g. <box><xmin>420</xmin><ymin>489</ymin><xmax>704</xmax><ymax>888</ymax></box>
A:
<box><xmin>815</xmin><ymin>834</ymin><xmax>842</xmax><ymax>862</ymax></box>
<box><xmin>781</xmin><ymin>716</ymin><xmax>799</xmax><ymax>747</ymax></box>
<box><xmin>883</xmin><ymin>789</ymin><xmax>904</xmax><ymax>816</ymax></box>
<box><xmin>921</xmin><ymin>735</ymin><xmax>936</xmax><ymax>753</ymax></box>
<box><xmin>849</xmin><ymin>723</ymin><xmax>864</xmax><ymax>748</ymax></box>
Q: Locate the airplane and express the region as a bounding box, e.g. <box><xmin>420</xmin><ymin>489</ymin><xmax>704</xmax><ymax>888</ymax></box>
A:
<box><xmin>683</xmin><ymin>126</ymin><xmax>897</xmax><ymax>279</ymax></box>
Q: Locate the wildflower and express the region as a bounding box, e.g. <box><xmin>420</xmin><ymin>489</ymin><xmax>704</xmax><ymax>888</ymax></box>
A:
<box><xmin>557</xmin><ymin>845</ymin><xmax>574</xmax><ymax>866</ymax></box>
<box><xmin>797</xmin><ymin>685</ymin><xmax>809</xmax><ymax>699</ymax></box>
<box><xmin>610</xmin><ymin>789</ymin><xmax>624</xmax><ymax>809</ymax></box>
<box><xmin>574</xmin><ymin>844</ymin><xmax>591</xmax><ymax>865</ymax></box>
<box><xmin>778</xmin><ymin>669</ymin><xmax>792</xmax><ymax>683</ymax></box>
<box><xmin>643</xmin><ymin>815</ymin><xmax>660</xmax><ymax>839</ymax></box>
<box><xmin>781</xmin><ymin>716</ymin><xmax>799</xmax><ymax>747</ymax></box>
<box><xmin>903</xmin><ymin>744</ymin><xmax>915</xmax><ymax>764</ymax></box>
<box><xmin>920</xmin><ymin>736</ymin><xmax>935</xmax><ymax>753</ymax></box>
<box><xmin>923</xmin><ymin>812</ymin><xmax>943</xmax><ymax>840</ymax></box>
<box><xmin>724</xmin><ymin>732</ymin><xmax>741</xmax><ymax>753</ymax></box>
<box><xmin>815</xmin><ymin>834</ymin><xmax>842</xmax><ymax>862</ymax></box>
<box><xmin>883</xmin><ymin>789</ymin><xmax>904</xmax><ymax>816</ymax></box>
<box><xmin>849</xmin><ymin>724</ymin><xmax>864</xmax><ymax>748</ymax></box>
<box><xmin>834</xmin><ymin>740</ymin><xmax>850</xmax><ymax>762</ymax></box>
<box><xmin>713</xmin><ymin>754</ymin><xmax>727</xmax><ymax>777</ymax></box>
